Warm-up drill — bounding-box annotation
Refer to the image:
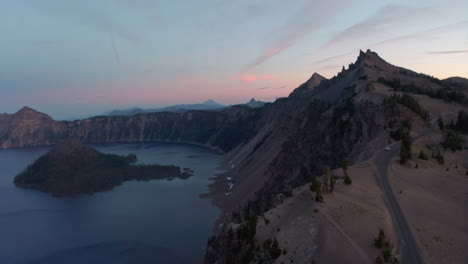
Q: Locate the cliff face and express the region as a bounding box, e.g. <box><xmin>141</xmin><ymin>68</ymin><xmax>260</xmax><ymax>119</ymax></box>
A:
<box><xmin>0</xmin><ymin>106</ymin><xmax>261</xmax><ymax>152</ymax></box>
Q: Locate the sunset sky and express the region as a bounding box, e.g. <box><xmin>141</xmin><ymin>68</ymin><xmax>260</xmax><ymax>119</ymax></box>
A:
<box><xmin>1</xmin><ymin>0</ymin><xmax>467</xmax><ymax>120</ymax></box>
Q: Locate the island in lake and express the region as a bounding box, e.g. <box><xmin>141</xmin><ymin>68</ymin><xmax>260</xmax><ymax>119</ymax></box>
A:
<box><xmin>14</xmin><ymin>139</ymin><xmax>193</xmax><ymax>196</ymax></box>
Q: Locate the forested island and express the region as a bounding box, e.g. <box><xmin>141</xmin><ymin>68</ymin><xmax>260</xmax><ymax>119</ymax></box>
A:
<box><xmin>14</xmin><ymin>139</ymin><xmax>192</xmax><ymax>196</ymax></box>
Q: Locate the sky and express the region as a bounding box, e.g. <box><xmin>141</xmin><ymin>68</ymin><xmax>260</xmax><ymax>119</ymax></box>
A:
<box><xmin>0</xmin><ymin>0</ymin><xmax>467</xmax><ymax>120</ymax></box>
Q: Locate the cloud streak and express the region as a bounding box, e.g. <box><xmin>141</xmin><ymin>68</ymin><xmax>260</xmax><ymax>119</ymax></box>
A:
<box><xmin>322</xmin><ymin>4</ymin><xmax>433</xmax><ymax>50</ymax></box>
<box><xmin>245</xmin><ymin>0</ymin><xmax>352</xmax><ymax>70</ymax></box>
<box><xmin>426</xmin><ymin>50</ymin><xmax>468</xmax><ymax>54</ymax></box>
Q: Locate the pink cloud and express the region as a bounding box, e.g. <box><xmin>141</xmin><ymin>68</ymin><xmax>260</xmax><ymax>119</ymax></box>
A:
<box><xmin>231</xmin><ymin>74</ymin><xmax>279</xmax><ymax>83</ymax></box>
<box><xmin>231</xmin><ymin>74</ymin><xmax>257</xmax><ymax>83</ymax></box>
<box><xmin>261</xmin><ymin>74</ymin><xmax>279</xmax><ymax>80</ymax></box>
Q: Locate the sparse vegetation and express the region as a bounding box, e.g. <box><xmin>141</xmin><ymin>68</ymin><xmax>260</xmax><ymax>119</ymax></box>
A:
<box><xmin>441</xmin><ymin>130</ymin><xmax>464</xmax><ymax>151</ymax></box>
<box><xmin>374</xmin><ymin>229</ymin><xmax>399</xmax><ymax>264</ymax></box>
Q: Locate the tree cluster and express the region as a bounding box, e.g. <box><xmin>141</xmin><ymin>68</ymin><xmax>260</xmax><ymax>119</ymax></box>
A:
<box><xmin>441</xmin><ymin>130</ymin><xmax>464</xmax><ymax>151</ymax></box>
<box><xmin>383</xmin><ymin>93</ymin><xmax>429</xmax><ymax>120</ymax></box>
<box><xmin>447</xmin><ymin>110</ymin><xmax>468</xmax><ymax>134</ymax></box>
<box><xmin>377</xmin><ymin>77</ymin><xmax>468</xmax><ymax>105</ymax></box>
<box><xmin>374</xmin><ymin>229</ymin><xmax>399</xmax><ymax>264</ymax></box>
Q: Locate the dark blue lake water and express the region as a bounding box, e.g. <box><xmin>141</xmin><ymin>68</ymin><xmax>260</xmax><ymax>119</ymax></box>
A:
<box><xmin>0</xmin><ymin>142</ymin><xmax>223</xmax><ymax>264</ymax></box>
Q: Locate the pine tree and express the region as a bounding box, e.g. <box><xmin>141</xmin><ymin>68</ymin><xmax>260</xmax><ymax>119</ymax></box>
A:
<box><xmin>315</xmin><ymin>181</ymin><xmax>323</xmax><ymax>202</ymax></box>
<box><xmin>343</xmin><ymin>158</ymin><xmax>352</xmax><ymax>185</ymax></box>
<box><xmin>324</xmin><ymin>166</ymin><xmax>330</xmax><ymax>193</ymax></box>
<box><xmin>400</xmin><ymin>129</ymin><xmax>412</xmax><ymax>164</ymax></box>
<box><xmin>330</xmin><ymin>174</ymin><xmax>336</xmax><ymax>192</ymax></box>
<box><xmin>438</xmin><ymin>117</ymin><xmax>444</xmax><ymax>131</ymax></box>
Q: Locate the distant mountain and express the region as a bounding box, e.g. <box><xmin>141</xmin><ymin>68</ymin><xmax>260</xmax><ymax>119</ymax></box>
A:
<box><xmin>104</xmin><ymin>99</ymin><xmax>225</xmax><ymax>116</ymax></box>
<box><xmin>243</xmin><ymin>98</ymin><xmax>266</xmax><ymax>108</ymax></box>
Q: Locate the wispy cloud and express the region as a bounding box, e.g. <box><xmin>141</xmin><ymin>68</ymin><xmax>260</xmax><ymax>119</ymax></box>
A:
<box><xmin>24</xmin><ymin>0</ymin><xmax>148</xmax><ymax>43</ymax></box>
<box><xmin>426</xmin><ymin>50</ymin><xmax>468</xmax><ymax>54</ymax></box>
<box><xmin>110</xmin><ymin>34</ymin><xmax>123</xmax><ymax>68</ymax></box>
<box><xmin>245</xmin><ymin>0</ymin><xmax>352</xmax><ymax>70</ymax></box>
<box><xmin>313</xmin><ymin>20</ymin><xmax>468</xmax><ymax>66</ymax></box>
<box><xmin>322</xmin><ymin>4</ymin><xmax>433</xmax><ymax>50</ymax></box>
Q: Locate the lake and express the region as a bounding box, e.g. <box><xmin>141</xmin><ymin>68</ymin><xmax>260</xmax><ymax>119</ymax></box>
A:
<box><xmin>0</xmin><ymin>142</ymin><xmax>223</xmax><ymax>264</ymax></box>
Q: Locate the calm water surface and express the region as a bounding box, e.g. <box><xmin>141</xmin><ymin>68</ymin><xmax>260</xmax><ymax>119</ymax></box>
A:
<box><xmin>0</xmin><ymin>142</ymin><xmax>223</xmax><ymax>264</ymax></box>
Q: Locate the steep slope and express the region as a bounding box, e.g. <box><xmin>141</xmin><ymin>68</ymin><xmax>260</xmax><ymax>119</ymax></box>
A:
<box><xmin>203</xmin><ymin>50</ymin><xmax>467</xmax><ymax>263</ymax></box>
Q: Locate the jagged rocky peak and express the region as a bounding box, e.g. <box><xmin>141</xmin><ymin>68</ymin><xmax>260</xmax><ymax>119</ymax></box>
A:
<box><xmin>355</xmin><ymin>49</ymin><xmax>388</xmax><ymax>67</ymax></box>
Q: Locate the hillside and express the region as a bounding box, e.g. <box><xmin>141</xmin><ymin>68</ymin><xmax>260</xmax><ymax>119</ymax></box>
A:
<box><xmin>14</xmin><ymin>139</ymin><xmax>192</xmax><ymax>196</ymax></box>
<box><xmin>1</xmin><ymin>50</ymin><xmax>467</xmax><ymax>263</ymax></box>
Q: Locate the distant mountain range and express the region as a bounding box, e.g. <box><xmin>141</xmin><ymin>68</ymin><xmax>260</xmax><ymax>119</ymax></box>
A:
<box><xmin>102</xmin><ymin>98</ymin><xmax>265</xmax><ymax>116</ymax></box>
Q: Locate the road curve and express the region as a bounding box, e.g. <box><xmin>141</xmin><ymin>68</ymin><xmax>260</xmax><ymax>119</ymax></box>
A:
<box><xmin>373</xmin><ymin>144</ymin><xmax>425</xmax><ymax>264</ymax></box>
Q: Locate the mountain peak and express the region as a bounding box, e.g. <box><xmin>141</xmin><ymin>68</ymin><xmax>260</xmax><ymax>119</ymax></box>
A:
<box><xmin>305</xmin><ymin>72</ymin><xmax>326</xmax><ymax>87</ymax></box>
<box><xmin>244</xmin><ymin>98</ymin><xmax>265</xmax><ymax>108</ymax></box>
<box><xmin>355</xmin><ymin>49</ymin><xmax>386</xmax><ymax>66</ymax></box>
<box><xmin>203</xmin><ymin>99</ymin><xmax>221</xmax><ymax>106</ymax></box>
<box><xmin>13</xmin><ymin>106</ymin><xmax>54</xmax><ymax>121</ymax></box>
<box><xmin>16</xmin><ymin>106</ymin><xmax>36</xmax><ymax>114</ymax></box>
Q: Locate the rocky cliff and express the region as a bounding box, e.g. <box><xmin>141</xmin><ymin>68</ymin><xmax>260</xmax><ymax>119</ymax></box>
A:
<box><xmin>0</xmin><ymin>105</ymin><xmax>261</xmax><ymax>152</ymax></box>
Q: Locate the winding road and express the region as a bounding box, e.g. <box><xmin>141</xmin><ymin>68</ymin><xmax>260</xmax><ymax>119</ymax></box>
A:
<box><xmin>372</xmin><ymin>116</ymin><xmax>444</xmax><ymax>263</ymax></box>
<box><xmin>373</xmin><ymin>143</ymin><xmax>424</xmax><ymax>264</ymax></box>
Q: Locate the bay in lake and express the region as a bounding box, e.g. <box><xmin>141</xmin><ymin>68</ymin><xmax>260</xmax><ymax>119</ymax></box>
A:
<box><xmin>0</xmin><ymin>142</ymin><xmax>223</xmax><ymax>264</ymax></box>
